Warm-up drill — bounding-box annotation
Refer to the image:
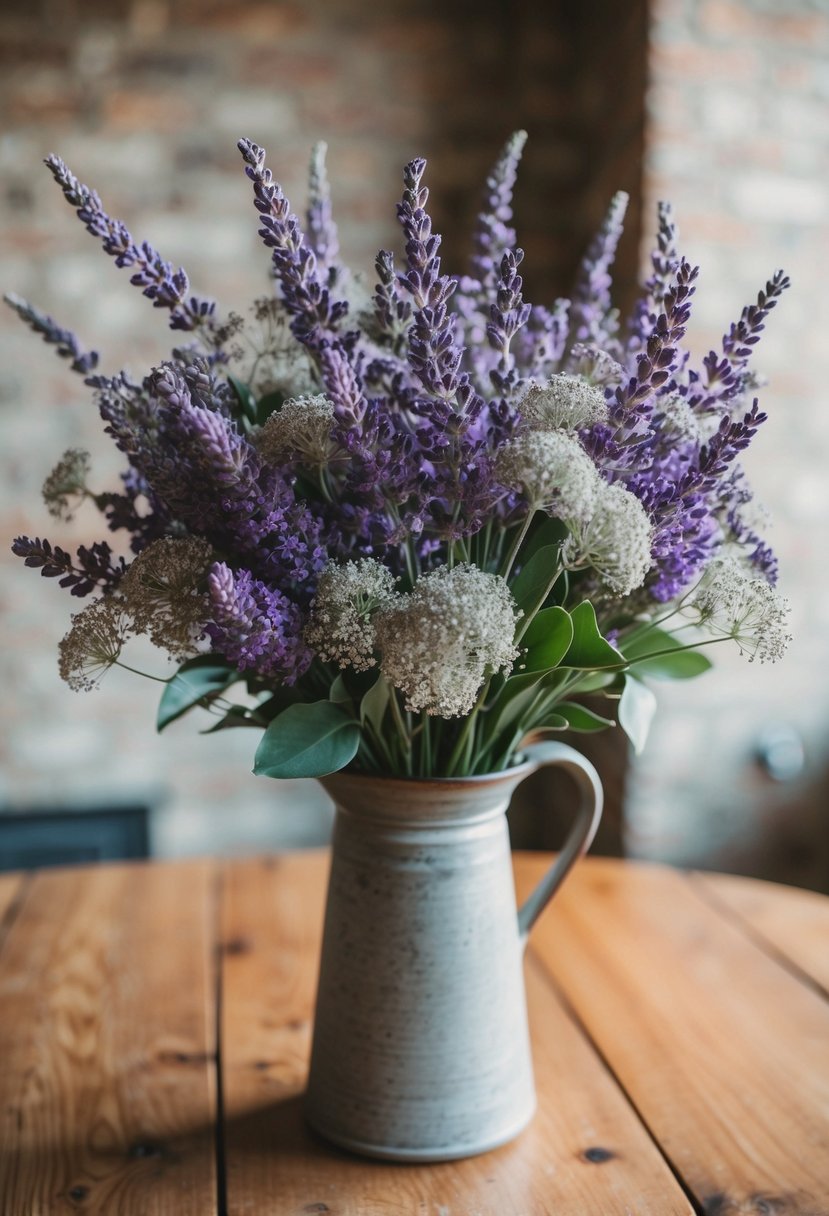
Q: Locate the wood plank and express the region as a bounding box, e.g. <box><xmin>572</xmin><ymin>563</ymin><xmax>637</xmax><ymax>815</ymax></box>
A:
<box><xmin>519</xmin><ymin>854</ymin><xmax>829</xmax><ymax>1213</ymax></box>
<box><xmin>220</xmin><ymin>852</ymin><xmax>693</xmax><ymax>1215</ymax></box>
<box><xmin>693</xmin><ymin>870</ymin><xmax>829</xmax><ymax>994</ymax></box>
<box><xmin>0</xmin><ymin>872</ymin><xmax>25</xmax><ymax>941</ymax></box>
<box><xmin>0</xmin><ymin>860</ymin><xmax>218</xmax><ymax>1215</ymax></box>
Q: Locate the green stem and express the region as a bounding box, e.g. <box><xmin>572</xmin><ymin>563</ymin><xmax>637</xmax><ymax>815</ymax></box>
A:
<box><xmin>389</xmin><ymin>686</ymin><xmax>413</xmax><ymax>776</ymax></box>
<box><xmin>513</xmin><ymin>558</ymin><xmax>564</xmax><ymax>646</ymax></box>
<box><xmin>114</xmin><ymin>661</ymin><xmax>172</xmax><ymax>684</ymax></box>
<box><xmin>499</xmin><ymin>509</ymin><xmax>536</xmax><ymax>581</ymax></box>
<box><xmin>445</xmin><ymin>680</ymin><xmax>490</xmax><ymax>777</ymax></box>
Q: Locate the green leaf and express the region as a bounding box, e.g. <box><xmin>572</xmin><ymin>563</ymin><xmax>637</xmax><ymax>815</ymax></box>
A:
<box><xmin>520</xmin><ymin>516</ymin><xmax>567</xmax><ymax>564</ymax></box>
<box><xmin>479</xmin><ymin>669</ymin><xmax>548</xmax><ymax>747</ymax></box>
<box><xmin>554</xmin><ymin>701</ymin><xmax>616</xmax><ymax>732</ymax></box>
<box><xmin>562</xmin><ymin>601</ymin><xmax>625</xmax><ymax>669</ymax></box>
<box><xmin>514</xmin><ymin>719</ymin><xmax>570</xmax><ymax>752</ymax></box>
<box><xmin>566</xmin><ymin>670</ymin><xmax>620</xmax><ymax>695</ymax></box>
<box><xmin>256</xmin><ymin>390</ymin><xmax>285</xmax><ymax>425</ymax></box>
<box><xmin>200</xmin><ymin>705</ymin><xmax>260</xmax><ymax>734</ymax></box>
<box><xmin>521</xmin><ymin>606</ymin><xmax>574</xmax><ymax>673</ymax></box>
<box><xmin>622</xmin><ymin>627</ymin><xmax>713</xmax><ymax>680</ymax></box>
<box><xmin>227</xmin><ymin>374</ymin><xmax>258</xmax><ymax>425</ymax></box>
<box><xmin>253</xmin><ymin>701</ymin><xmax>361</xmax><ymax>779</ymax></box>
<box><xmin>329</xmin><ymin>672</ymin><xmax>352</xmax><ymax>705</ymax></box>
<box><xmin>157</xmin><ymin>657</ymin><xmax>237</xmax><ymax>731</ymax></box>
<box><xmin>509</xmin><ymin>545</ymin><xmax>562</xmax><ymax>619</ymax></box>
<box><xmin>360</xmin><ymin>674</ymin><xmax>390</xmax><ymax>731</ymax></box>
<box><xmin>617</xmin><ymin>675</ymin><xmax>657</xmax><ymax>754</ymax></box>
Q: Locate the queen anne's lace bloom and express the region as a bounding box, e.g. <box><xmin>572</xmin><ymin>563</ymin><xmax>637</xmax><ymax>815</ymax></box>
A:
<box><xmin>42</xmin><ymin>449</ymin><xmax>91</xmax><ymax>521</ymax></box>
<box><xmin>256</xmin><ymin>394</ymin><xmax>337</xmax><ymax>467</ymax></box>
<box><xmin>565</xmin><ymin>481</ymin><xmax>654</xmax><ymax>596</ymax></box>
<box><xmin>375</xmin><ymin>564</ymin><xmax>520</xmax><ymax>717</ymax></box>
<box><xmin>690</xmin><ymin>555</ymin><xmax>791</xmax><ymax>663</ymax></box>
<box><xmin>305</xmin><ymin>558</ymin><xmax>398</xmax><ymax>671</ymax></box>
<box><xmin>518</xmin><ymin>374</ymin><xmax>608</xmax><ymax>432</ymax></box>
<box><xmin>495</xmin><ymin>431</ymin><xmax>601</xmax><ymax>526</ymax></box>
<box><xmin>58</xmin><ymin>597</ymin><xmax>132</xmax><ymax>690</ymax></box>
<box><xmin>120</xmin><ymin>536</ymin><xmax>212</xmax><ymax>660</ymax></box>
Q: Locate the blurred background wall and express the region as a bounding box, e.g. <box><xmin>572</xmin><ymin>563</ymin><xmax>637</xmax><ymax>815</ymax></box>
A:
<box><xmin>0</xmin><ymin>0</ymin><xmax>826</xmax><ymax>883</ymax></box>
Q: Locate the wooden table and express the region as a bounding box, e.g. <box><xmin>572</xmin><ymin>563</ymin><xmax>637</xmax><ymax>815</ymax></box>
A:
<box><xmin>1</xmin><ymin>853</ymin><xmax>828</xmax><ymax>1214</ymax></box>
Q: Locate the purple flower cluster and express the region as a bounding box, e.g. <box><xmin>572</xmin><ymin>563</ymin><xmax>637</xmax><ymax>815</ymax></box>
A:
<box><xmin>10</xmin><ymin>135</ymin><xmax>787</xmax><ymax>685</ymax></box>
<box><xmin>206</xmin><ymin>563</ymin><xmax>311</xmax><ymax>682</ymax></box>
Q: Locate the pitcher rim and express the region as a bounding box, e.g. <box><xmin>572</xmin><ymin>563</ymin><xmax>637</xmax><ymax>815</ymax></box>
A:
<box><xmin>320</xmin><ymin>754</ymin><xmax>537</xmax><ymax>791</ymax></box>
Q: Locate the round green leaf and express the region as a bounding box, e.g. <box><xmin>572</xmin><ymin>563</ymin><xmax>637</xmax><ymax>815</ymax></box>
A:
<box><xmin>622</xmin><ymin>627</ymin><xmax>713</xmax><ymax>680</ymax></box>
<box><xmin>509</xmin><ymin>545</ymin><xmax>562</xmax><ymax>618</ymax></box>
<box><xmin>562</xmin><ymin>601</ymin><xmax>625</xmax><ymax>669</ymax></box>
<box><xmin>157</xmin><ymin>657</ymin><xmax>237</xmax><ymax>731</ymax></box>
<box><xmin>253</xmin><ymin>701</ymin><xmax>361</xmax><ymax>779</ymax></box>
<box><xmin>617</xmin><ymin>675</ymin><xmax>657</xmax><ymax>754</ymax></box>
<box><xmin>521</xmin><ymin>606</ymin><xmax>574</xmax><ymax>672</ymax></box>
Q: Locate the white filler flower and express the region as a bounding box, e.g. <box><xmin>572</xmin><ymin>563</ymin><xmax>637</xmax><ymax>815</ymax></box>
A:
<box><xmin>691</xmin><ymin>555</ymin><xmax>791</xmax><ymax>663</ymax></box>
<box><xmin>375</xmin><ymin>564</ymin><xmax>520</xmax><ymax>717</ymax></box>
<box><xmin>565</xmin><ymin>481</ymin><xmax>654</xmax><ymax>596</ymax></box>
<box><xmin>495</xmin><ymin>431</ymin><xmax>601</xmax><ymax>527</ymax></box>
<box><xmin>256</xmin><ymin>393</ymin><xmax>337</xmax><ymax>466</ymax></box>
<box><xmin>518</xmin><ymin>374</ymin><xmax>608</xmax><ymax>433</ymax></box>
<box><xmin>305</xmin><ymin>558</ymin><xmax>398</xmax><ymax>671</ymax></box>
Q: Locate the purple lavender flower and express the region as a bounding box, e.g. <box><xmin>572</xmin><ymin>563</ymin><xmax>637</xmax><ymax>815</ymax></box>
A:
<box><xmin>12</xmin><ymin>535</ymin><xmax>127</xmax><ymax>596</ymax></box>
<box><xmin>238</xmin><ymin>138</ymin><xmax>349</xmax><ymax>353</ymax></box>
<box><xmin>487</xmin><ymin>249</ymin><xmax>532</xmax><ymax>393</ymax></box>
<box><xmin>306</xmin><ymin>141</ymin><xmax>341</xmax><ymax>279</ymax></box>
<box><xmin>627</xmin><ymin>201</ymin><xmax>679</xmax><ymax>353</ymax></box>
<box><xmin>568</xmin><ymin>191</ymin><xmax>629</xmax><ymax>353</ymax></box>
<box><xmin>3</xmin><ymin>293</ymin><xmax>98</xmax><ymax>374</ymax></box>
<box><xmin>43</xmin><ymin>155</ymin><xmax>215</xmax><ymax>334</ymax></box>
<box><xmin>469</xmin><ymin>130</ymin><xmax>527</xmax><ymax>293</ymax></box>
<box><xmin>691</xmin><ymin>270</ymin><xmax>791</xmax><ymax>412</ymax></box>
<box><xmin>206</xmin><ymin>561</ymin><xmax>311</xmax><ymax>681</ymax></box>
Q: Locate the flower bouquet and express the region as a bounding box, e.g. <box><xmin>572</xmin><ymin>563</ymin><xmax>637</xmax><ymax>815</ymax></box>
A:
<box><xmin>8</xmin><ymin>132</ymin><xmax>792</xmax><ymax>1161</ymax></box>
<box><xmin>9</xmin><ymin>131</ymin><xmax>790</xmax><ymax>782</ymax></box>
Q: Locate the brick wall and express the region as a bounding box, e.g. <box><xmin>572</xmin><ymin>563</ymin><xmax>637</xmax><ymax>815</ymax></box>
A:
<box><xmin>0</xmin><ymin>1</ymin><xmax>647</xmax><ymax>857</ymax></box>
<box><xmin>628</xmin><ymin>0</ymin><xmax>829</xmax><ymax>886</ymax></box>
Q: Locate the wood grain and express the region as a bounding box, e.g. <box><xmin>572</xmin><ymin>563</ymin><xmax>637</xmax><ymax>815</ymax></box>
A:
<box><xmin>693</xmin><ymin>870</ymin><xmax>829</xmax><ymax>995</ymax></box>
<box><xmin>0</xmin><ymin>872</ymin><xmax>25</xmax><ymax>943</ymax></box>
<box><xmin>220</xmin><ymin>852</ymin><xmax>693</xmax><ymax>1215</ymax></box>
<box><xmin>0</xmin><ymin>860</ymin><xmax>218</xmax><ymax>1215</ymax></box>
<box><xmin>520</xmin><ymin>855</ymin><xmax>829</xmax><ymax>1214</ymax></box>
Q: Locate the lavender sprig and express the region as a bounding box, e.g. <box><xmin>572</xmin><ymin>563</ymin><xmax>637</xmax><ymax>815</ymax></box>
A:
<box><xmin>608</xmin><ymin>256</ymin><xmax>698</xmax><ymax>442</ymax></box>
<box><xmin>206</xmin><ymin>562</ymin><xmax>311</xmax><ymax>682</ymax></box>
<box><xmin>238</xmin><ymin>138</ymin><xmax>349</xmax><ymax>353</ymax></box>
<box><xmin>487</xmin><ymin>249</ymin><xmax>531</xmax><ymax>393</ymax></box>
<box><xmin>568</xmin><ymin>191</ymin><xmax>629</xmax><ymax>352</ymax></box>
<box><xmin>43</xmin><ymin>155</ymin><xmax>215</xmax><ymax>334</ymax></box>
<box><xmin>699</xmin><ymin>270</ymin><xmax>791</xmax><ymax>407</ymax></box>
<box><xmin>469</xmin><ymin>129</ymin><xmax>528</xmax><ymax>292</ymax></box>
<box><xmin>3</xmin><ymin>293</ymin><xmax>98</xmax><ymax>374</ymax></box>
<box><xmin>628</xmin><ymin>201</ymin><xmax>679</xmax><ymax>351</ymax></box>
<box><xmin>12</xmin><ymin>535</ymin><xmax>127</xmax><ymax>596</ymax></box>
<box><xmin>306</xmin><ymin>141</ymin><xmax>341</xmax><ymax>277</ymax></box>
<box><xmin>397</xmin><ymin>158</ymin><xmax>484</xmax><ymax>427</ymax></box>
<box><xmin>372</xmin><ymin>249</ymin><xmax>412</xmax><ymax>354</ymax></box>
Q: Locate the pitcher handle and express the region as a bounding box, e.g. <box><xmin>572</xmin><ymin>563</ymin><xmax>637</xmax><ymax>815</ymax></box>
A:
<box><xmin>515</xmin><ymin>740</ymin><xmax>603</xmax><ymax>946</ymax></box>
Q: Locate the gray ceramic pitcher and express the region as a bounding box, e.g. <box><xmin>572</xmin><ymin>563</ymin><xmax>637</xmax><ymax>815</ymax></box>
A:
<box><xmin>305</xmin><ymin>740</ymin><xmax>603</xmax><ymax>1162</ymax></box>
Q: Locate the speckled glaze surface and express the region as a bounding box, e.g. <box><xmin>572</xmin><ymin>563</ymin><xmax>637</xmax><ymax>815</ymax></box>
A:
<box><xmin>305</xmin><ymin>742</ymin><xmax>603</xmax><ymax>1162</ymax></box>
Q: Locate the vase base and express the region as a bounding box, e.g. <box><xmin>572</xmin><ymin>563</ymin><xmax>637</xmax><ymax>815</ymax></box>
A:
<box><xmin>304</xmin><ymin>1101</ymin><xmax>536</xmax><ymax>1163</ymax></box>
